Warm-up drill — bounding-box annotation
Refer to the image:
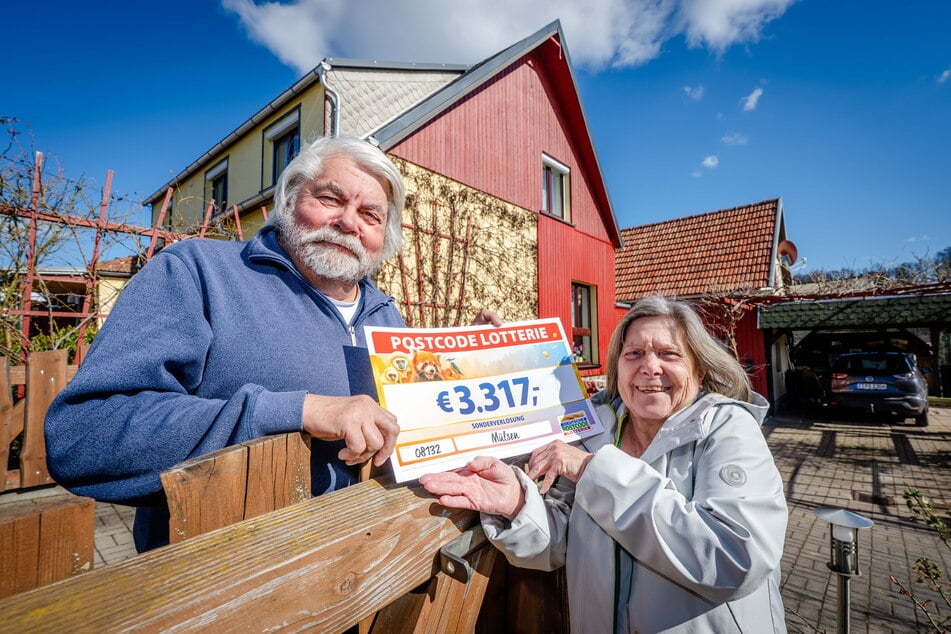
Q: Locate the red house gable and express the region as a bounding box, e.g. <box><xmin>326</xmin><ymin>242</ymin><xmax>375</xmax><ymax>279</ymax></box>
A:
<box><xmin>616</xmin><ymin>198</ymin><xmax>782</xmax><ymax>301</ymax></box>
<box><xmin>374</xmin><ymin>21</ymin><xmax>620</xmax><ymax>248</ymax></box>
<box><xmin>366</xmin><ymin>21</ymin><xmax>621</xmax><ymax>376</ymax></box>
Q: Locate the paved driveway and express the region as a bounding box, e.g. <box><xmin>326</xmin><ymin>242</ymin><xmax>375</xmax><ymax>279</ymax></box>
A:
<box><xmin>770</xmin><ymin>405</ymin><xmax>951</xmax><ymax>632</ymax></box>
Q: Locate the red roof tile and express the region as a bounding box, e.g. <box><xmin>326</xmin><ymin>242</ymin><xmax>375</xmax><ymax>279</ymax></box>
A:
<box><xmin>97</xmin><ymin>256</ymin><xmax>140</xmax><ymax>275</ymax></box>
<box><xmin>615</xmin><ymin>198</ymin><xmax>780</xmax><ymax>301</ymax></box>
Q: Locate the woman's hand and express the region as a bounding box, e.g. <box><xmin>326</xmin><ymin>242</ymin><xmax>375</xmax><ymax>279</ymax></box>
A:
<box><xmin>526</xmin><ymin>440</ymin><xmax>593</xmax><ymax>494</ymax></box>
<box><xmin>419</xmin><ymin>456</ymin><xmax>525</xmax><ymax>519</ymax></box>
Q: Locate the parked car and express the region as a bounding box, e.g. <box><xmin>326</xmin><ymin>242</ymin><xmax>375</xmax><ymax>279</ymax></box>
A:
<box><xmin>827</xmin><ymin>351</ymin><xmax>929</xmax><ymax>426</ymax></box>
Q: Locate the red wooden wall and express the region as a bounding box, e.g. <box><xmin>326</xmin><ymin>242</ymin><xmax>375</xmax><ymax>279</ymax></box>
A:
<box><xmin>389</xmin><ymin>40</ymin><xmax>620</xmax><ymax>376</ymax></box>
<box><xmin>391</xmin><ymin>64</ymin><xmax>610</xmax><ymax>238</ymax></box>
<box><xmin>537</xmin><ymin>215</ymin><xmax>618</xmax><ymax>376</ymax></box>
<box><xmin>696</xmin><ymin>303</ymin><xmax>769</xmax><ymax>398</ymax></box>
<box><xmin>733</xmin><ymin>309</ymin><xmax>769</xmax><ymax>397</ymax></box>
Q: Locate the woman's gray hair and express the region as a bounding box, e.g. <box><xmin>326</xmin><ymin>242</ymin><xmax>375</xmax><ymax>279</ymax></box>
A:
<box><xmin>268</xmin><ymin>135</ymin><xmax>405</xmax><ymax>259</ymax></box>
<box><xmin>604</xmin><ymin>295</ymin><xmax>753</xmax><ymax>403</ymax></box>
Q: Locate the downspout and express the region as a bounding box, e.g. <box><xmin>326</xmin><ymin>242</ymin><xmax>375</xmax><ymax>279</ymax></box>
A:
<box><xmin>317</xmin><ymin>60</ymin><xmax>341</xmax><ymax>136</ymax></box>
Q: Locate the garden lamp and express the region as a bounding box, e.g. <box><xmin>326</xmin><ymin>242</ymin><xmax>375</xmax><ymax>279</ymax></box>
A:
<box><xmin>814</xmin><ymin>507</ymin><xmax>875</xmax><ymax>634</ymax></box>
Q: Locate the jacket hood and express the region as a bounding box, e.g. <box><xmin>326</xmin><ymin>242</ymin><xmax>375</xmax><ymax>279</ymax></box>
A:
<box><xmin>590</xmin><ymin>389</ymin><xmax>770</xmax><ymax>426</ymax></box>
<box><xmin>738</xmin><ymin>391</ymin><xmax>771</xmax><ymax>425</ymax></box>
<box><xmin>586</xmin><ymin>390</ymin><xmax>771</xmax><ymax>461</ymax></box>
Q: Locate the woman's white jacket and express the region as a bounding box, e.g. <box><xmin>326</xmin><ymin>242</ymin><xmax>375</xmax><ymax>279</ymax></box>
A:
<box><xmin>481</xmin><ymin>392</ymin><xmax>788</xmax><ymax>633</ymax></box>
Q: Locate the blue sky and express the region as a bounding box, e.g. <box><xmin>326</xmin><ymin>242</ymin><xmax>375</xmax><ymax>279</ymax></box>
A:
<box><xmin>5</xmin><ymin>0</ymin><xmax>949</xmax><ymax>273</ymax></box>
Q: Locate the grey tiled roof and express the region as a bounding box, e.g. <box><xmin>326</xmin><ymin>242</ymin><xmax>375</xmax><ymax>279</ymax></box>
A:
<box><xmin>325</xmin><ymin>66</ymin><xmax>465</xmax><ymax>138</ymax></box>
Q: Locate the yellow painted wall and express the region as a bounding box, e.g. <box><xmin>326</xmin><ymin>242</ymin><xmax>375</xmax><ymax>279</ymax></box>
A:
<box><xmin>376</xmin><ymin>158</ymin><xmax>538</xmax><ymax>327</ymax></box>
<box><xmin>96</xmin><ymin>277</ymin><xmax>129</xmax><ymax>325</ymax></box>
<box><xmin>155</xmin><ymin>83</ymin><xmax>326</xmax><ymax>232</ymax></box>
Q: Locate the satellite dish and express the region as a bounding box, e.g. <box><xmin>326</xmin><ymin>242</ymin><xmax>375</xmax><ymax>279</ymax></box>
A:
<box><xmin>778</xmin><ymin>239</ymin><xmax>798</xmax><ymax>266</ymax></box>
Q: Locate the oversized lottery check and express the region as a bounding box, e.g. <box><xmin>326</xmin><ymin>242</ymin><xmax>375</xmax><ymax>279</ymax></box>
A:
<box><xmin>365</xmin><ymin>318</ymin><xmax>603</xmax><ymax>482</ymax></box>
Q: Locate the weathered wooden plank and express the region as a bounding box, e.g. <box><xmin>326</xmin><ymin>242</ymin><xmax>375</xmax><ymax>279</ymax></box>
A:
<box><xmin>0</xmin><ymin>358</ymin><xmax>11</xmax><ymax>493</ymax></box>
<box><xmin>3</xmin><ymin>357</ymin><xmax>79</xmax><ymax>493</ymax></box>
<box><xmin>242</xmin><ymin>432</ymin><xmax>310</xmax><ymax>520</ymax></box>
<box><xmin>361</xmin><ymin>534</ymin><xmax>497</xmax><ymax>634</ymax></box>
<box><xmin>0</xmin><ymin>506</ymin><xmax>41</xmax><ymax>598</ymax></box>
<box><xmin>418</xmin><ymin>541</ymin><xmax>497</xmax><ymax>633</ymax></box>
<box><xmin>507</xmin><ymin>567</ymin><xmax>570</xmax><ymax>633</ymax></box>
<box><xmin>0</xmin><ymin>495</ymin><xmax>94</xmax><ymax>599</ymax></box>
<box><xmin>21</xmin><ymin>350</ymin><xmax>68</xmax><ymax>487</ymax></box>
<box><xmin>4</xmin><ymin>400</ymin><xmax>27</xmax><ymax>491</ymax></box>
<box><xmin>8</xmin><ymin>365</ymin><xmax>25</xmax><ymax>385</ymax></box>
<box><xmin>6</xmin><ymin>363</ymin><xmax>77</xmax><ymax>386</ymax></box>
<box><xmin>161</xmin><ymin>444</ymin><xmax>249</xmax><ymax>544</ymax></box>
<box><xmin>0</xmin><ymin>479</ymin><xmax>476</xmax><ymax>633</ymax></box>
<box><xmin>7</xmin><ymin>400</ymin><xmax>25</xmax><ymax>443</ymax></box>
<box><xmin>36</xmin><ymin>496</ymin><xmax>95</xmax><ymax>585</ymax></box>
<box><xmin>163</xmin><ymin>433</ymin><xmax>312</xmax><ymax>543</ymax></box>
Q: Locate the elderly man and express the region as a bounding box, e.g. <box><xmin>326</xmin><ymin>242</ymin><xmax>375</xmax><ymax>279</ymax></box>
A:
<box><xmin>45</xmin><ymin>135</ymin><xmax>498</xmax><ymax>552</ymax></box>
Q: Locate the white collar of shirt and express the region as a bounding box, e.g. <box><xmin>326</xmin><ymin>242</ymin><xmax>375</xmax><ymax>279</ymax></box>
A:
<box><xmin>329</xmin><ymin>287</ymin><xmax>361</xmax><ymax>326</ymax></box>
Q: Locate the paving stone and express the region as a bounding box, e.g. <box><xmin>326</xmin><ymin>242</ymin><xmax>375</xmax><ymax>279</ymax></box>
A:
<box><xmin>769</xmin><ymin>406</ymin><xmax>951</xmax><ymax>631</ymax></box>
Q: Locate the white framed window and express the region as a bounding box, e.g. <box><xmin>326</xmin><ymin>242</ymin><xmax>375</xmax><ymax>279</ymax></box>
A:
<box><xmin>542</xmin><ymin>153</ymin><xmax>571</xmax><ymax>221</ymax></box>
<box><xmin>571</xmin><ymin>282</ymin><xmax>597</xmax><ymax>366</ymax></box>
<box><xmin>264</xmin><ymin>110</ymin><xmax>301</xmax><ymax>187</ymax></box>
<box><xmin>205</xmin><ymin>158</ymin><xmax>228</xmax><ymax>214</ymax></box>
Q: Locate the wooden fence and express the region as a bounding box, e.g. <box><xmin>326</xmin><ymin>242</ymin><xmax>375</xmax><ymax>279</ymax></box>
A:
<box><xmin>0</xmin><ymin>350</ymin><xmax>77</xmax><ymax>492</ymax></box>
<box><xmin>0</xmin><ymin>353</ymin><xmax>568</xmax><ymax>631</ymax></box>
<box><xmin>0</xmin><ymin>477</ymin><xmax>475</xmax><ymax>632</ymax></box>
<box><xmin>0</xmin><ymin>350</ymin><xmax>95</xmax><ymax>599</ymax></box>
<box><xmin>0</xmin><ymin>464</ymin><xmax>565</xmax><ymax>632</ymax></box>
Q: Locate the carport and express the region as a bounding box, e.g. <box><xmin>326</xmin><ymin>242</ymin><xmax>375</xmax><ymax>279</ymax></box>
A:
<box><xmin>758</xmin><ymin>291</ymin><xmax>951</xmax><ymax>400</ymax></box>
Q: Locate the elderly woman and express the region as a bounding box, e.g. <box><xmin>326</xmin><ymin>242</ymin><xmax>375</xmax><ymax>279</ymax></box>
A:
<box><xmin>420</xmin><ymin>296</ymin><xmax>788</xmax><ymax>633</ymax></box>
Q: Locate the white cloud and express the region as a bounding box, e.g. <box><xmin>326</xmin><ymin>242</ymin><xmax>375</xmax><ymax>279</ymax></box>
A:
<box><xmin>677</xmin><ymin>0</ymin><xmax>797</xmax><ymax>53</ymax></box>
<box><xmin>904</xmin><ymin>235</ymin><xmax>932</xmax><ymax>243</ymax></box>
<box><xmin>683</xmin><ymin>84</ymin><xmax>705</xmax><ymax>100</ymax></box>
<box><xmin>221</xmin><ymin>0</ymin><xmax>797</xmax><ymax>75</ymax></box>
<box><xmin>721</xmin><ymin>131</ymin><xmax>748</xmax><ymax>145</ymax></box>
<box><xmin>742</xmin><ymin>87</ymin><xmax>764</xmax><ymax>111</ymax></box>
<box><xmin>702</xmin><ymin>155</ymin><xmax>719</xmax><ymax>168</ymax></box>
<box><xmin>222</xmin><ymin>0</ymin><xmax>343</xmax><ymax>73</ymax></box>
<box><xmin>938</xmin><ymin>68</ymin><xmax>951</xmax><ymax>84</ymax></box>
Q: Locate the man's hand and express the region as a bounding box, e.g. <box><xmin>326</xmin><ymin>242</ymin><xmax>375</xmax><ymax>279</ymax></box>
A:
<box><xmin>301</xmin><ymin>394</ymin><xmax>399</xmax><ymax>467</ymax></box>
<box><xmin>420</xmin><ymin>456</ymin><xmax>525</xmax><ymax>519</ymax></box>
<box><xmin>526</xmin><ymin>440</ymin><xmax>593</xmax><ymax>494</ymax></box>
<box><xmin>470</xmin><ymin>308</ymin><xmax>504</xmax><ymax>327</ymax></box>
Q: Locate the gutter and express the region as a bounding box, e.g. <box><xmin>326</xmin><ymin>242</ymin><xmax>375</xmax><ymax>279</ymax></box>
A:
<box><xmin>317</xmin><ymin>60</ymin><xmax>340</xmax><ymax>137</ymax></box>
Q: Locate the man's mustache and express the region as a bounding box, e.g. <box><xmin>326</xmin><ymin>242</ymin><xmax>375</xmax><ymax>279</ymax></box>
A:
<box><xmin>299</xmin><ymin>228</ymin><xmax>363</xmax><ymax>255</ymax></box>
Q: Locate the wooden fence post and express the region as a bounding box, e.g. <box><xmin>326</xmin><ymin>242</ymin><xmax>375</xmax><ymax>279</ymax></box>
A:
<box><xmin>0</xmin><ymin>358</ymin><xmax>11</xmax><ymax>492</ymax></box>
<box><xmin>20</xmin><ymin>349</ymin><xmax>67</xmax><ymax>488</ymax></box>
<box><xmin>0</xmin><ymin>495</ymin><xmax>95</xmax><ymax>599</ymax></box>
<box><xmin>161</xmin><ymin>432</ymin><xmax>311</xmax><ymax>544</ymax></box>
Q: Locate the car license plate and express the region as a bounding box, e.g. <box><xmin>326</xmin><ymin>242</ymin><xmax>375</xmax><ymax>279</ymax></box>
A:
<box><xmin>856</xmin><ymin>383</ymin><xmax>886</xmax><ymax>390</ymax></box>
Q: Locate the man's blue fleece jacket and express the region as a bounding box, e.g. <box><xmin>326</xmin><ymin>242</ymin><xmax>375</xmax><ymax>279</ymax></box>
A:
<box><xmin>44</xmin><ymin>225</ymin><xmax>406</xmax><ymax>551</ymax></box>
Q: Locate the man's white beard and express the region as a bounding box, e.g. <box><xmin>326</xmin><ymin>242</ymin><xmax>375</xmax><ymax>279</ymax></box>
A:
<box><xmin>279</xmin><ymin>217</ymin><xmax>382</xmax><ymax>284</ymax></box>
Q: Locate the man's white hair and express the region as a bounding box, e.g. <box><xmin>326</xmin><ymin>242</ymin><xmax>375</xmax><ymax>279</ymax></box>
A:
<box><xmin>269</xmin><ymin>135</ymin><xmax>404</xmax><ymax>259</ymax></box>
